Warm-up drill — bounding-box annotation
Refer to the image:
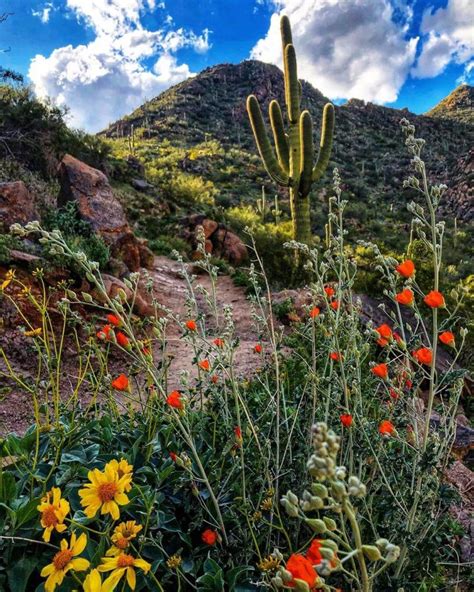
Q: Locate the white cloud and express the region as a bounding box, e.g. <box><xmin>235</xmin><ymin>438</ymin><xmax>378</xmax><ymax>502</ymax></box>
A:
<box><xmin>28</xmin><ymin>0</ymin><xmax>211</xmax><ymax>131</ymax></box>
<box><xmin>32</xmin><ymin>2</ymin><xmax>54</xmax><ymax>24</ymax></box>
<box><xmin>412</xmin><ymin>0</ymin><xmax>474</xmax><ymax>79</ymax></box>
<box><xmin>251</xmin><ymin>0</ymin><xmax>418</xmax><ymax>104</ymax></box>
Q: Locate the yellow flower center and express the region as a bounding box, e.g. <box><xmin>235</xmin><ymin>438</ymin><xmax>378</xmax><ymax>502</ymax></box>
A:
<box><xmin>53</xmin><ymin>549</ymin><xmax>73</xmax><ymax>570</ymax></box>
<box><xmin>98</xmin><ymin>482</ymin><xmax>118</xmax><ymax>502</ymax></box>
<box><xmin>42</xmin><ymin>506</ymin><xmax>58</xmax><ymax>527</ymax></box>
<box><xmin>115</xmin><ymin>537</ymin><xmax>129</xmax><ymax>549</ymax></box>
<box><xmin>117</xmin><ymin>554</ymin><xmax>135</xmax><ymax>568</ymax></box>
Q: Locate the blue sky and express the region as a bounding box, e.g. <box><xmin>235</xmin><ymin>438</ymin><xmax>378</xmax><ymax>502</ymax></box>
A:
<box><xmin>0</xmin><ymin>1</ymin><xmax>472</xmax><ymax>131</ymax></box>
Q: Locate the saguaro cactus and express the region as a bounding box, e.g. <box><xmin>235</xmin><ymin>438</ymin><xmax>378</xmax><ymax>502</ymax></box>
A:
<box><xmin>247</xmin><ymin>15</ymin><xmax>335</xmax><ymax>244</ymax></box>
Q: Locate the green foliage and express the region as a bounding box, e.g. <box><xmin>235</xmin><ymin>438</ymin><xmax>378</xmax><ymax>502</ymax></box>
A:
<box><xmin>43</xmin><ymin>202</ymin><xmax>110</xmax><ymax>271</ymax></box>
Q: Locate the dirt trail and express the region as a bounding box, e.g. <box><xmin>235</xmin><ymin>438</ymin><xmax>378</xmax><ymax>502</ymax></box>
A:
<box><xmin>0</xmin><ymin>256</ymin><xmax>270</xmax><ymax>434</ymax></box>
<box><xmin>149</xmin><ymin>256</ymin><xmax>268</xmax><ymax>390</ymax></box>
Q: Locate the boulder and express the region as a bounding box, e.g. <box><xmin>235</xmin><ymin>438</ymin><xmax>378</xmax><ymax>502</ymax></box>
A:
<box><xmin>212</xmin><ymin>227</ymin><xmax>248</xmax><ymax>265</ymax></box>
<box><xmin>93</xmin><ymin>274</ymin><xmax>156</xmax><ymax>317</ymax></box>
<box><xmin>57</xmin><ymin>155</ymin><xmax>150</xmax><ymax>271</ymax></box>
<box><xmin>131</xmin><ymin>179</ymin><xmax>153</xmax><ymax>192</ymax></box>
<box><xmin>0</xmin><ymin>181</ymin><xmax>39</xmax><ymax>232</ymax></box>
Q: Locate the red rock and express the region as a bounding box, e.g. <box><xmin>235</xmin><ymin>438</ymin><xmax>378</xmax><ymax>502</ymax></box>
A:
<box><xmin>0</xmin><ymin>181</ymin><xmax>39</xmax><ymax>231</ymax></box>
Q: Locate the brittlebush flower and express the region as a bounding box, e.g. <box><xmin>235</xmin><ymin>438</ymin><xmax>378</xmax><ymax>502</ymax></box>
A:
<box><xmin>106</xmin><ymin>459</ymin><xmax>133</xmax><ymax>492</ymax></box>
<box><xmin>186</xmin><ymin>320</ymin><xmax>197</xmax><ymax>331</ymax></box>
<box><xmin>166</xmin><ymin>390</ymin><xmax>184</xmax><ymax>409</ymax></box>
<box><xmin>79</xmin><ymin>464</ymin><xmax>130</xmax><ymax>521</ymax></box>
<box><xmin>286</xmin><ymin>553</ymin><xmax>317</xmax><ymax>588</ymax></box>
<box><xmin>41</xmin><ymin>532</ymin><xmax>89</xmax><ymax>592</ymax></box>
<box><xmin>83</xmin><ymin>569</ymin><xmax>102</xmax><ymax>592</ymax></box>
<box><xmin>379</xmin><ymin>420</ymin><xmax>395</xmax><ymax>437</ymax></box>
<box><xmin>413</xmin><ymin>347</ymin><xmax>433</xmax><ymax>366</ymax></box>
<box><xmin>395</xmin><ymin>288</ymin><xmax>414</xmax><ymax>306</ymax></box>
<box><xmin>424</xmin><ymin>290</ymin><xmax>445</xmax><ymax>308</ymax></box>
<box><xmin>371</xmin><ymin>363</ymin><xmax>388</xmax><ymax>380</ymax></box>
<box><xmin>111</xmin><ymin>374</ymin><xmax>129</xmax><ymax>391</ymax></box>
<box><xmin>340</xmin><ymin>414</ymin><xmax>353</xmax><ymax>428</ymax></box>
<box><xmin>37</xmin><ymin>487</ymin><xmax>70</xmax><ymax>542</ymax></box>
<box><xmin>107</xmin><ymin>521</ymin><xmax>142</xmax><ymax>556</ymax></box>
<box><xmin>198</xmin><ymin>359</ymin><xmax>210</xmax><ymax>371</ymax></box>
<box><xmin>201</xmin><ymin>529</ymin><xmax>218</xmax><ymax>545</ymax></box>
<box><xmin>98</xmin><ymin>553</ymin><xmax>151</xmax><ymax>591</ymax></box>
<box><xmin>24</xmin><ymin>327</ymin><xmax>42</xmax><ymax>337</ymax></box>
<box><xmin>439</xmin><ymin>331</ymin><xmax>455</xmax><ymax>347</ymax></box>
<box><xmin>309</xmin><ymin>306</ymin><xmax>320</xmax><ymax>319</ymax></box>
<box><xmin>396</xmin><ymin>259</ymin><xmax>415</xmax><ymax>278</ymax></box>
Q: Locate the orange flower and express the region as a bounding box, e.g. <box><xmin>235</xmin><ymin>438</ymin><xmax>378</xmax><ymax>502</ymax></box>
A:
<box><xmin>439</xmin><ymin>331</ymin><xmax>455</xmax><ymax>347</ymax></box>
<box><xmin>286</xmin><ymin>554</ymin><xmax>317</xmax><ymax>588</ymax></box>
<box><xmin>379</xmin><ymin>420</ymin><xmax>395</xmax><ymax>437</ymax></box>
<box><xmin>169</xmin><ymin>452</ymin><xmax>177</xmax><ymax>462</ymax></box>
<box><xmin>340</xmin><ymin>414</ymin><xmax>353</xmax><ymax>428</ymax></box>
<box><xmin>106</xmin><ymin>314</ymin><xmax>121</xmax><ymax>327</ymax></box>
<box><xmin>198</xmin><ymin>359</ymin><xmax>210</xmax><ymax>371</ymax></box>
<box><xmin>371</xmin><ymin>363</ymin><xmax>388</xmax><ymax>380</ymax></box>
<box><xmin>329</xmin><ymin>352</ymin><xmax>341</xmax><ymax>361</ymax></box>
<box><xmin>112</xmin><ymin>374</ymin><xmax>129</xmax><ymax>391</ymax></box>
<box><xmin>201</xmin><ymin>529</ymin><xmax>217</xmax><ymax>545</ymax></box>
<box><xmin>396</xmin><ymin>259</ymin><xmax>415</xmax><ymax>278</ymax></box>
<box><xmin>324</xmin><ymin>285</ymin><xmax>335</xmax><ymax>298</ymax></box>
<box><xmin>395</xmin><ymin>288</ymin><xmax>414</xmax><ymax>306</ymax></box>
<box><xmin>97</xmin><ymin>324</ymin><xmax>113</xmax><ymax>341</ymax></box>
<box><xmin>413</xmin><ymin>347</ymin><xmax>433</xmax><ymax>366</ymax></box>
<box><xmin>306</xmin><ymin>539</ymin><xmax>323</xmax><ymax>565</ymax></box>
<box><xmin>389</xmin><ymin>388</ymin><xmax>399</xmax><ymax>400</ymax></box>
<box><xmin>254</xmin><ymin>343</ymin><xmax>262</xmax><ymax>354</ymax></box>
<box><xmin>309</xmin><ymin>306</ymin><xmax>320</xmax><ymax>319</ymax></box>
<box><xmin>424</xmin><ymin>290</ymin><xmax>445</xmax><ymax>308</ymax></box>
<box><xmin>330</xmin><ymin>300</ymin><xmax>340</xmax><ymax>311</ymax></box>
<box><xmin>166</xmin><ymin>390</ymin><xmax>184</xmax><ymax>409</ymax></box>
<box><xmin>186</xmin><ymin>320</ymin><xmax>197</xmax><ymax>331</ymax></box>
<box><xmin>376</xmin><ymin>324</ymin><xmax>392</xmax><ymax>346</ymax></box>
<box><xmin>213</xmin><ymin>338</ymin><xmax>224</xmax><ymax>348</ymax></box>
<box><xmin>211</xmin><ymin>374</ymin><xmax>219</xmax><ymax>384</ymax></box>
<box><xmin>116</xmin><ymin>331</ymin><xmax>130</xmax><ymax>348</ymax></box>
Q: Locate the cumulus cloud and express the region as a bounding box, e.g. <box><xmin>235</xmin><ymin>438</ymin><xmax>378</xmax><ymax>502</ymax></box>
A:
<box><xmin>29</xmin><ymin>0</ymin><xmax>211</xmax><ymax>131</ymax></box>
<box><xmin>32</xmin><ymin>2</ymin><xmax>54</xmax><ymax>24</ymax></box>
<box><xmin>412</xmin><ymin>0</ymin><xmax>474</xmax><ymax>79</ymax></box>
<box><xmin>251</xmin><ymin>0</ymin><xmax>418</xmax><ymax>104</ymax></box>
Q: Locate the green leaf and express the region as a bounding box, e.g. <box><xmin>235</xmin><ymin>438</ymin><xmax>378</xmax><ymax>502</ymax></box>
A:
<box><xmin>7</xmin><ymin>556</ymin><xmax>37</xmax><ymax>592</ymax></box>
<box><xmin>0</xmin><ymin>472</ymin><xmax>17</xmax><ymax>504</ymax></box>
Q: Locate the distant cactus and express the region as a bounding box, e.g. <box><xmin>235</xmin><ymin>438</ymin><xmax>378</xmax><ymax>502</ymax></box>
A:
<box><xmin>247</xmin><ymin>15</ymin><xmax>335</xmax><ymax>244</ymax></box>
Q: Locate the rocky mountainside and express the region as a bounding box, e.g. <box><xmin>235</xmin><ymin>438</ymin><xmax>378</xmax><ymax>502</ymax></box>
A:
<box><xmin>102</xmin><ymin>60</ymin><xmax>473</xmax><ymax>226</ymax></box>
<box><xmin>427</xmin><ymin>84</ymin><xmax>474</xmax><ymax>125</ymax></box>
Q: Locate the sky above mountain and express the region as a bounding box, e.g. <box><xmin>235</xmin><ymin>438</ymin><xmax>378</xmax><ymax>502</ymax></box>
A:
<box><xmin>1</xmin><ymin>0</ymin><xmax>472</xmax><ymax>132</ymax></box>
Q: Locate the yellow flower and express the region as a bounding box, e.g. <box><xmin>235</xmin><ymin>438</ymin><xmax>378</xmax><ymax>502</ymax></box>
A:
<box><xmin>24</xmin><ymin>327</ymin><xmax>42</xmax><ymax>337</ymax></box>
<box><xmin>98</xmin><ymin>554</ymin><xmax>151</xmax><ymax>591</ymax></box>
<box><xmin>106</xmin><ymin>459</ymin><xmax>133</xmax><ymax>492</ymax></box>
<box><xmin>166</xmin><ymin>554</ymin><xmax>182</xmax><ymax>569</ymax></box>
<box><xmin>83</xmin><ymin>569</ymin><xmax>103</xmax><ymax>591</ymax></box>
<box><xmin>107</xmin><ymin>520</ymin><xmax>142</xmax><ymax>556</ymax></box>
<box><xmin>41</xmin><ymin>532</ymin><xmax>90</xmax><ymax>592</ymax></box>
<box><xmin>0</xmin><ymin>269</ymin><xmax>15</xmax><ymax>291</ymax></box>
<box><xmin>79</xmin><ymin>464</ymin><xmax>129</xmax><ymax>521</ymax></box>
<box><xmin>37</xmin><ymin>487</ymin><xmax>70</xmax><ymax>542</ymax></box>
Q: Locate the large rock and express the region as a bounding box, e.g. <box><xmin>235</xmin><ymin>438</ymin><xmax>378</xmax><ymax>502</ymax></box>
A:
<box><xmin>93</xmin><ymin>274</ymin><xmax>156</xmax><ymax>317</ymax></box>
<box><xmin>212</xmin><ymin>227</ymin><xmax>248</xmax><ymax>265</ymax></box>
<box><xmin>57</xmin><ymin>155</ymin><xmax>150</xmax><ymax>271</ymax></box>
<box><xmin>0</xmin><ymin>181</ymin><xmax>39</xmax><ymax>232</ymax></box>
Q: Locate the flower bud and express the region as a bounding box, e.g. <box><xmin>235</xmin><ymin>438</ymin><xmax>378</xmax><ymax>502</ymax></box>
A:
<box><xmin>305</xmin><ymin>518</ymin><xmax>327</xmax><ymax>534</ymax></box>
<box><xmin>362</xmin><ymin>545</ymin><xmax>382</xmax><ymax>561</ymax></box>
<box><xmin>311</xmin><ymin>484</ymin><xmax>328</xmax><ymax>498</ymax></box>
<box><xmin>323</xmin><ymin>517</ymin><xmax>337</xmax><ymax>531</ymax></box>
<box><xmin>81</xmin><ymin>292</ymin><xmax>93</xmax><ymax>303</ymax></box>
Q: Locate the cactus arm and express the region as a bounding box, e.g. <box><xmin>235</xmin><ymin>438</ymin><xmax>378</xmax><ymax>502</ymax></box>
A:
<box><xmin>247</xmin><ymin>95</ymin><xmax>289</xmax><ymax>186</ymax></box>
<box><xmin>269</xmin><ymin>100</ymin><xmax>290</xmax><ymax>172</ymax></box>
<box><xmin>280</xmin><ymin>15</ymin><xmax>293</xmax><ymax>48</ymax></box>
<box><xmin>284</xmin><ymin>44</ymin><xmax>300</xmax><ymax>124</ymax></box>
<box><xmin>299</xmin><ymin>110</ymin><xmax>314</xmax><ymax>197</ymax></box>
<box><xmin>313</xmin><ymin>103</ymin><xmax>335</xmax><ymax>181</ymax></box>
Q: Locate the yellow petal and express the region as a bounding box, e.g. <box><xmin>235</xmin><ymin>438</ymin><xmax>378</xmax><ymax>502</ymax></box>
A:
<box><xmin>72</xmin><ymin>532</ymin><xmax>88</xmax><ymax>556</ymax></box>
<box><xmin>126</xmin><ymin>566</ymin><xmax>136</xmax><ymax>590</ymax></box>
<box><xmin>40</xmin><ymin>563</ymin><xmax>55</xmax><ymax>577</ymax></box>
<box><xmin>42</xmin><ymin>526</ymin><xmax>52</xmax><ymax>542</ymax></box>
<box><xmin>134</xmin><ymin>558</ymin><xmax>151</xmax><ymax>573</ymax></box>
<box><xmin>114</xmin><ymin>493</ymin><xmax>129</xmax><ymax>506</ymax></box>
<box><xmin>102</xmin><ymin>568</ymin><xmax>126</xmax><ymax>592</ymax></box>
<box><xmin>83</xmin><ymin>569</ymin><xmax>102</xmax><ymax>592</ymax></box>
<box><xmin>70</xmin><ymin>557</ymin><xmax>90</xmax><ymax>572</ymax></box>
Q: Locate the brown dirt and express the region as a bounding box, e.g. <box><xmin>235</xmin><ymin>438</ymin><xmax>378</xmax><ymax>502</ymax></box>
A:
<box><xmin>0</xmin><ymin>256</ymin><xmax>271</xmax><ymax>435</ymax></box>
